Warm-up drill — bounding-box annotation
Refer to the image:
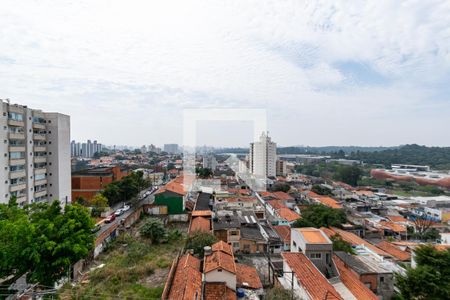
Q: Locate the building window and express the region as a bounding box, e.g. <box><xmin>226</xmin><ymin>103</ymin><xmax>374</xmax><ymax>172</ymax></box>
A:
<box><xmin>310</xmin><ymin>253</ymin><xmax>322</xmax><ymax>259</ymax></box>
<box><xmin>380</xmin><ymin>277</ymin><xmax>384</xmax><ymax>283</ymax></box>
<box><xmin>293</xmin><ymin>241</ymin><xmax>297</xmax><ymax>247</ymax></box>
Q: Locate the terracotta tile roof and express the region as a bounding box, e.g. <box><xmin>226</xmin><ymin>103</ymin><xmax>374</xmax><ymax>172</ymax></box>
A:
<box><xmin>189</xmin><ymin>216</ymin><xmax>211</xmax><ymax>233</ymax></box>
<box><xmin>386</xmin><ymin>215</ymin><xmax>407</xmax><ymax>223</ymax></box>
<box><xmin>267</xmin><ymin>199</ymin><xmax>286</xmax><ymax>210</ymax></box>
<box><xmin>376</xmin><ymin>241</ymin><xmax>411</xmax><ymax>261</ymax></box>
<box><xmin>258</xmin><ymin>191</ymin><xmax>273</xmax><ymax>198</ymax></box>
<box><xmin>226</xmin><ymin>197</ymin><xmax>257</xmax><ymax>203</ymax></box>
<box><xmin>236</xmin><ymin>263</ymin><xmax>263</xmax><ymax>289</ymax></box>
<box><xmin>204</xmin><ymin>250</ymin><xmax>236</xmax><ymax>274</ymax></box>
<box><xmin>211</xmin><ymin>240</ymin><xmax>233</xmax><ymax>255</ymax></box>
<box><xmin>272</xmin><ymin>191</ymin><xmax>294</xmax><ymax>201</ymax></box>
<box><xmin>204</xmin><ymin>282</ymin><xmax>236</xmax><ymax>300</ymax></box>
<box><xmin>435</xmin><ymin>244</ymin><xmax>450</xmax><ymax>251</ymax></box>
<box><xmin>323</xmin><ymin>227</ymin><xmax>391</xmax><ymax>257</ymax></box>
<box><xmin>192</xmin><ymin>210</ymin><xmax>212</xmax><ymax>217</ymax></box>
<box><xmin>167</xmin><ymin>254</ymin><xmax>202</xmax><ymax>300</ymax></box>
<box><xmin>273</xmin><ymin>225</ymin><xmax>291</xmax><ymax>243</ymax></box>
<box><xmin>315</xmin><ymin>196</ymin><xmax>343</xmax><ymax>209</ymax></box>
<box><xmin>276</xmin><ymin>207</ymin><xmax>301</xmax><ymax>222</ymax></box>
<box><xmin>379</xmin><ymin>221</ymin><xmax>406</xmax><ymax>233</ymax></box>
<box><xmin>295</xmin><ymin>227</ymin><xmax>330</xmax><ymax>244</ymax></box>
<box><xmin>333</xmin><ymin>254</ymin><xmax>378</xmax><ymax>300</ymax></box>
<box><xmin>239</xmin><ymin>189</ymin><xmax>252</xmax><ymax>195</ymax></box>
<box><xmin>282</xmin><ymin>252</ymin><xmax>343</xmax><ymax>300</ymax></box>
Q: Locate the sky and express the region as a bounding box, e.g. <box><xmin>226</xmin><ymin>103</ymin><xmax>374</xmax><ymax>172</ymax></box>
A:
<box><xmin>1</xmin><ymin>0</ymin><xmax>450</xmax><ymax>147</ymax></box>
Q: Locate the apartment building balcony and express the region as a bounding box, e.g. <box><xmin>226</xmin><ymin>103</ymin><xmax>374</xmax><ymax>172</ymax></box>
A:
<box><xmin>34</xmin><ymin>146</ymin><xmax>46</xmax><ymax>152</ymax></box>
<box><xmin>9</xmin><ymin>158</ymin><xmax>26</xmax><ymax>166</ymax></box>
<box><xmin>8</xmin><ymin>119</ymin><xmax>25</xmax><ymax>127</ymax></box>
<box><xmin>10</xmin><ymin>170</ymin><xmax>26</xmax><ymax>179</ymax></box>
<box><xmin>34</xmin><ymin>168</ymin><xmax>47</xmax><ymax>175</ymax></box>
<box><xmin>16</xmin><ymin>196</ymin><xmax>27</xmax><ymax>203</ymax></box>
<box><xmin>32</xmin><ymin>123</ymin><xmax>46</xmax><ymax>130</ymax></box>
<box><xmin>34</xmin><ymin>179</ymin><xmax>47</xmax><ymax>186</ymax></box>
<box><xmin>8</xmin><ymin>105</ymin><xmax>24</xmax><ymax>114</ymax></box>
<box><xmin>33</xmin><ymin>134</ymin><xmax>46</xmax><ymax>141</ymax></box>
<box><xmin>34</xmin><ymin>156</ymin><xmax>47</xmax><ymax>163</ymax></box>
<box><xmin>34</xmin><ymin>190</ymin><xmax>47</xmax><ymax>198</ymax></box>
<box><xmin>10</xmin><ymin>183</ymin><xmax>27</xmax><ymax>193</ymax></box>
<box><xmin>9</xmin><ymin>146</ymin><xmax>26</xmax><ymax>152</ymax></box>
<box><xmin>8</xmin><ymin>132</ymin><xmax>25</xmax><ymax>140</ymax></box>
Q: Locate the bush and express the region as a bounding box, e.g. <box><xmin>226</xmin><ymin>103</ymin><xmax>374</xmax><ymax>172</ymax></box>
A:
<box><xmin>140</xmin><ymin>218</ymin><xmax>167</xmax><ymax>244</ymax></box>
<box><xmin>185</xmin><ymin>231</ymin><xmax>218</xmax><ymax>256</ymax></box>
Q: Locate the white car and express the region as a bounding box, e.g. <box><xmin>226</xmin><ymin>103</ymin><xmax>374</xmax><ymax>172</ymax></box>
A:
<box><xmin>122</xmin><ymin>205</ymin><xmax>130</xmax><ymax>212</ymax></box>
<box><xmin>114</xmin><ymin>209</ymin><xmax>123</xmax><ymax>216</ymax></box>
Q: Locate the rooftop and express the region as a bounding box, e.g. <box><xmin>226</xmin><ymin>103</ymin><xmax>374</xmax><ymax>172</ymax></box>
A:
<box><xmin>282</xmin><ymin>252</ymin><xmax>343</xmax><ymax>300</ymax></box>
<box><xmin>376</xmin><ymin>241</ymin><xmax>411</xmax><ymax>261</ymax></box>
<box><xmin>204</xmin><ymin>282</ymin><xmax>235</xmax><ymax>300</ymax></box>
<box><xmin>273</xmin><ymin>225</ymin><xmax>291</xmax><ymax>243</ymax></box>
<box><xmin>295</xmin><ymin>227</ymin><xmax>331</xmax><ymax>244</ymax></box>
<box><xmin>189</xmin><ymin>216</ymin><xmax>211</xmax><ymax>233</ymax></box>
<box><xmin>276</xmin><ymin>207</ymin><xmax>301</xmax><ymax>222</ymax></box>
<box><xmin>167</xmin><ymin>254</ymin><xmax>202</xmax><ymax>300</ymax></box>
<box><xmin>236</xmin><ymin>263</ymin><xmax>263</xmax><ymax>289</ymax></box>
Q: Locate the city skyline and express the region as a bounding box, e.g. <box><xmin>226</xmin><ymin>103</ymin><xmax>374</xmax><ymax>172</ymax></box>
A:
<box><xmin>1</xmin><ymin>0</ymin><xmax>450</xmax><ymax>147</ymax></box>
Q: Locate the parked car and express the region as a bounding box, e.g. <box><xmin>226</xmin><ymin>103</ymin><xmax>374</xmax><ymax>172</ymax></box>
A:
<box><xmin>114</xmin><ymin>209</ymin><xmax>124</xmax><ymax>216</ymax></box>
<box><xmin>104</xmin><ymin>214</ymin><xmax>116</xmax><ymax>223</ymax></box>
<box><xmin>122</xmin><ymin>205</ymin><xmax>130</xmax><ymax>212</ymax></box>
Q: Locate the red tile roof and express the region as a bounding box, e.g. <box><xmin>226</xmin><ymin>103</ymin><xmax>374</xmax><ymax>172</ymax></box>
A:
<box><xmin>167</xmin><ymin>254</ymin><xmax>202</xmax><ymax>300</ymax></box>
<box><xmin>376</xmin><ymin>241</ymin><xmax>411</xmax><ymax>261</ymax></box>
<box><xmin>272</xmin><ymin>191</ymin><xmax>294</xmax><ymax>201</ymax></box>
<box><xmin>276</xmin><ymin>207</ymin><xmax>301</xmax><ymax>222</ymax></box>
<box><xmin>189</xmin><ymin>216</ymin><xmax>211</xmax><ymax>233</ymax></box>
<box><xmin>211</xmin><ymin>240</ymin><xmax>233</xmax><ymax>255</ymax></box>
<box><xmin>333</xmin><ymin>254</ymin><xmax>378</xmax><ymax>300</ymax></box>
<box><xmin>387</xmin><ymin>215</ymin><xmax>407</xmax><ymax>223</ymax></box>
<box><xmin>204</xmin><ymin>282</ymin><xmax>236</xmax><ymax>300</ymax></box>
<box><xmin>282</xmin><ymin>252</ymin><xmax>343</xmax><ymax>300</ymax></box>
<box><xmin>267</xmin><ymin>199</ymin><xmax>286</xmax><ymax>210</ymax></box>
<box><xmin>273</xmin><ymin>225</ymin><xmax>291</xmax><ymax>243</ymax></box>
<box><xmin>192</xmin><ymin>210</ymin><xmax>212</xmax><ymax>217</ymax></box>
<box><xmin>205</xmin><ymin>241</ymin><xmax>236</xmax><ymax>274</ymax></box>
<box><xmin>307</xmin><ymin>192</ymin><xmax>343</xmax><ymax>209</ymax></box>
<box><xmin>379</xmin><ymin>221</ymin><xmax>406</xmax><ymax>233</ymax></box>
<box><xmin>322</xmin><ymin>227</ymin><xmax>391</xmax><ymax>257</ymax></box>
<box><xmin>236</xmin><ymin>263</ymin><xmax>263</xmax><ymax>289</ymax></box>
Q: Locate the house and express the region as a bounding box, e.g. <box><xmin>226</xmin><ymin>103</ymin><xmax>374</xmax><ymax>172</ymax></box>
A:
<box><xmin>154</xmin><ymin>176</ymin><xmax>193</xmax><ymax>214</ymax></box>
<box><xmin>290</xmin><ymin>228</ymin><xmax>337</xmax><ymax>277</ymax></box>
<box><xmin>164</xmin><ymin>254</ymin><xmax>202</xmax><ymax>300</ymax></box>
<box><xmin>274</xmin><ymin>206</ymin><xmax>301</xmax><ymax>225</ymax></box>
<box><xmin>378</xmin><ymin>221</ymin><xmax>407</xmax><ymax>240</ymax></box>
<box><xmin>376</xmin><ymin>241</ymin><xmax>411</xmax><ymax>262</ymax></box>
<box><xmin>204</xmin><ymin>241</ymin><xmax>237</xmax><ymax>290</ymax></box>
<box><xmin>334</xmin><ymin>251</ymin><xmax>394</xmax><ymax>299</ymax></box>
<box><xmin>189</xmin><ymin>216</ymin><xmax>211</xmax><ymax>234</ymax></box>
<box><xmin>307</xmin><ymin>191</ymin><xmax>343</xmax><ymax>209</ymax></box>
<box><xmin>279</xmin><ymin>252</ymin><xmax>343</xmax><ymax>300</ymax></box>
<box><xmin>333</xmin><ymin>254</ymin><xmax>379</xmax><ymax>300</ymax></box>
<box><xmin>273</xmin><ymin>225</ymin><xmax>291</xmax><ymax>251</ymax></box>
<box><xmin>239</xmin><ymin>224</ymin><xmax>266</xmax><ymax>254</ymax></box>
<box><xmin>213</xmin><ymin>212</ymin><xmax>241</xmax><ymax>251</ymax></box>
<box><xmin>321</xmin><ymin>227</ymin><xmax>392</xmax><ymax>258</ymax></box>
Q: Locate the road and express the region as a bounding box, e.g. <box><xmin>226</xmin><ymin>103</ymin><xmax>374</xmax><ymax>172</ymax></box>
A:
<box><xmin>95</xmin><ymin>187</ymin><xmax>157</xmax><ymax>238</ymax></box>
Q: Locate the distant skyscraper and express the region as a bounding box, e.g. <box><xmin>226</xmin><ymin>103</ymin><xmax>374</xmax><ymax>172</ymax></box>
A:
<box><xmin>0</xmin><ymin>100</ymin><xmax>71</xmax><ymax>205</ymax></box>
<box><xmin>249</xmin><ymin>132</ymin><xmax>277</xmax><ymax>177</ymax></box>
<box><xmin>164</xmin><ymin>144</ymin><xmax>179</xmax><ymax>154</ymax></box>
<box><xmin>203</xmin><ymin>154</ymin><xmax>217</xmax><ymax>170</ymax></box>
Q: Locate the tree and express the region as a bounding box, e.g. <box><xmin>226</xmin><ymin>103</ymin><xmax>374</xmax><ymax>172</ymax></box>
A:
<box><xmin>311</xmin><ymin>184</ymin><xmax>333</xmax><ymax>196</ymax></box>
<box><xmin>395</xmin><ymin>244</ymin><xmax>450</xmax><ymax>300</ymax></box>
<box><xmin>103</xmin><ymin>182</ymin><xmax>121</xmax><ymax>206</ymax></box>
<box><xmin>27</xmin><ymin>201</ymin><xmax>94</xmax><ymax>285</ymax></box>
<box><xmin>0</xmin><ymin>197</ymin><xmax>35</xmax><ymax>279</ymax></box>
<box><xmin>140</xmin><ymin>218</ymin><xmax>167</xmax><ymax>244</ymax></box>
<box><xmin>185</xmin><ymin>231</ymin><xmax>218</xmax><ymax>256</ymax></box>
<box><xmin>265</xmin><ymin>287</ymin><xmax>299</xmax><ymax>300</ymax></box>
<box><xmin>293</xmin><ymin>204</ymin><xmax>347</xmax><ymax>228</ymax></box>
<box><xmin>90</xmin><ymin>194</ymin><xmax>109</xmax><ymax>217</ymax></box>
<box><xmin>272</xmin><ymin>182</ymin><xmax>291</xmax><ymax>193</ymax></box>
<box><xmin>0</xmin><ymin>200</ymin><xmax>94</xmax><ymax>286</ymax></box>
<box><xmin>334</xmin><ymin>165</ymin><xmax>363</xmax><ymax>186</ymax></box>
<box><xmin>195</xmin><ymin>167</ymin><xmax>213</xmax><ymax>178</ymax></box>
<box><xmin>331</xmin><ymin>234</ymin><xmax>354</xmax><ymax>254</ymax></box>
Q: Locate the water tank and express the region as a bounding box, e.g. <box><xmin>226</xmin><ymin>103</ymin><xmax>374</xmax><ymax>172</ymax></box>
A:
<box><xmin>236</xmin><ymin>288</ymin><xmax>245</xmax><ymax>298</ymax></box>
<box><xmin>204</xmin><ymin>246</ymin><xmax>212</xmax><ymax>256</ymax></box>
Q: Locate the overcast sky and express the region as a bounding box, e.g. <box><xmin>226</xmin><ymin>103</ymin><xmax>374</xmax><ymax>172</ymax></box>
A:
<box><xmin>1</xmin><ymin>0</ymin><xmax>450</xmax><ymax>147</ymax></box>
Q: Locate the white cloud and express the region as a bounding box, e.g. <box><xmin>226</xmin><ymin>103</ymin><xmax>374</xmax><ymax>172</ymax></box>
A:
<box><xmin>0</xmin><ymin>0</ymin><xmax>449</xmax><ymax>146</ymax></box>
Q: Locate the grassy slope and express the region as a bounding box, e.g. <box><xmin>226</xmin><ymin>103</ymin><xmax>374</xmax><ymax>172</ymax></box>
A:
<box><xmin>59</xmin><ymin>219</ymin><xmax>185</xmax><ymax>300</ymax></box>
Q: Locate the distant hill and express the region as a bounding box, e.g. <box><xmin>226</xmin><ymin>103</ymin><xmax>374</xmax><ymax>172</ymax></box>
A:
<box><xmin>348</xmin><ymin>144</ymin><xmax>450</xmax><ymax>170</ymax></box>
<box><xmin>216</xmin><ymin>146</ymin><xmax>397</xmax><ymax>155</ymax></box>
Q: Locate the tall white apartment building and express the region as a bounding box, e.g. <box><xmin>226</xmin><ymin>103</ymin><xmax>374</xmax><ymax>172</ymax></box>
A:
<box><xmin>0</xmin><ymin>100</ymin><xmax>71</xmax><ymax>206</ymax></box>
<box><xmin>249</xmin><ymin>132</ymin><xmax>277</xmax><ymax>177</ymax></box>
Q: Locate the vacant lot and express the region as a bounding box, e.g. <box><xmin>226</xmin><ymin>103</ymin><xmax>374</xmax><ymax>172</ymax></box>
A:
<box><xmin>59</xmin><ymin>218</ymin><xmax>186</xmax><ymax>300</ymax></box>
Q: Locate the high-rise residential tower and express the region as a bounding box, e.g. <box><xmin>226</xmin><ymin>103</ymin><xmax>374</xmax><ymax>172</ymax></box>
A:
<box><xmin>0</xmin><ymin>100</ymin><xmax>71</xmax><ymax>206</ymax></box>
<box><xmin>249</xmin><ymin>132</ymin><xmax>277</xmax><ymax>178</ymax></box>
